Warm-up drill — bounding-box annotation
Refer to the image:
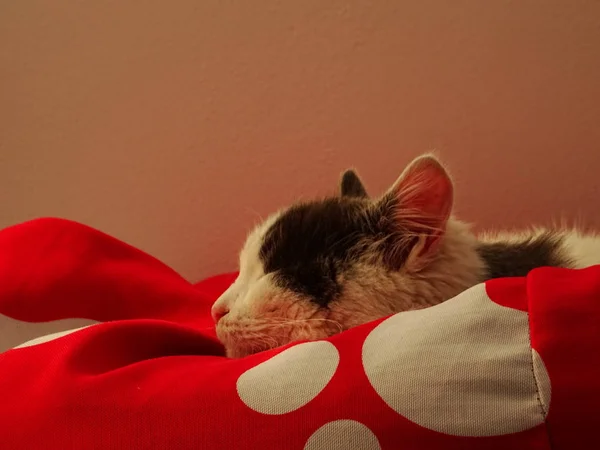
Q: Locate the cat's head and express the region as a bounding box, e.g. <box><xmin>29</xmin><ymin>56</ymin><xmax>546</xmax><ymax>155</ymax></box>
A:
<box><xmin>212</xmin><ymin>154</ymin><xmax>481</xmax><ymax>358</ymax></box>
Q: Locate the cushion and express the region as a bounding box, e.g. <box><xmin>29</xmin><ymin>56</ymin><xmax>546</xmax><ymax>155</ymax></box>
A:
<box><xmin>0</xmin><ymin>218</ymin><xmax>598</xmax><ymax>449</ymax></box>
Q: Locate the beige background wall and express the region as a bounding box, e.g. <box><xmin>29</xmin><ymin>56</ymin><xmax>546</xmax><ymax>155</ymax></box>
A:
<box><xmin>2</xmin><ymin>1</ymin><xmax>600</xmax><ymax>282</ymax></box>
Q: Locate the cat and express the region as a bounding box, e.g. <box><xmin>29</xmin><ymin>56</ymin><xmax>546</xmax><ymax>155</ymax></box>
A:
<box><xmin>212</xmin><ymin>154</ymin><xmax>600</xmax><ymax>358</ymax></box>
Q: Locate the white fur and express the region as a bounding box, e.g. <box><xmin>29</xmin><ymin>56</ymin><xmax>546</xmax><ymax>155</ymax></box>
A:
<box><xmin>211</xmin><ymin>212</ymin><xmax>279</xmax><ymax>318</ymax></box>
<box><xmin>560</xmin><ymin>231</ymin><xmax>600</xmax><ymax>268</ymax></box>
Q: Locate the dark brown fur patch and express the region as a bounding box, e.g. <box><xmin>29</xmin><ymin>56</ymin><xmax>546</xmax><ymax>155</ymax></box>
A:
<box><xmin>476</xmin><ymin>231</ymin><xmax>572</xmax><ymax>279</ymax></box>
<box><xmin>340</xmin><ymin>170</ymin><xmax>368</xmax><ymax>198</ymax></box>
<box><xmin>258</xmin><ymin>192</ymin><xmax>429</xmax><ymax>307</ymax></box>
<box><xmin>259</xmin><ymin>198</ymin><xmax>372</xmax><ymax>307</ymax></box>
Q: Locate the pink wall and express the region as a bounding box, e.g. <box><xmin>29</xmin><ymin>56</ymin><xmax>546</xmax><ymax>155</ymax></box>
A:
<box><xmin>2</xmin><ymin>1</ymin><xmax>600</xmax><ymax>281</ymax></box>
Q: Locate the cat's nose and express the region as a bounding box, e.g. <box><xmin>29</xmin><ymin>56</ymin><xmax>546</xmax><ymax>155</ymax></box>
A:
<box><xmin>211</xmin><ymin>304</ymin><xmax>229</xmax><ymax>324</ymax></box>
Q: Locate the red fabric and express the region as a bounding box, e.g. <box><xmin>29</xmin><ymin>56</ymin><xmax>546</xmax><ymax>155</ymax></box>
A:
<box><xmin>0</xmin><ymin>218</ymin><xmax>598</xmax><ymax>449</ymax></box>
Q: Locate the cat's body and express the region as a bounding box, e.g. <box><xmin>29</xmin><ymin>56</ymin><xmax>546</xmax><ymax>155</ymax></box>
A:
<box><xmin>212</xmin><ymin>155</ymin><xmax>600</xmax><ymax>358</ymax></box>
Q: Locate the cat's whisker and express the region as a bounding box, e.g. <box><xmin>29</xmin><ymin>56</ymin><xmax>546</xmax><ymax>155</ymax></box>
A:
<box><xmin>248</xmin><ymin>330</ymin><xmax>279</xmax><ymax>351</ymax></box>
<box><xmin>244</xmin><ymin>207</ymin><xmax>266</xmax><ymax>225</ymax></box>
<box><xmin>257</xmin><ymin>317</ymin><xmax>345</xmax><ymax>334</ymax></box>
<box><xmin>261</xmin><ymin>317</ymin><xmax>341</xmax><ymax>325</ymax></box>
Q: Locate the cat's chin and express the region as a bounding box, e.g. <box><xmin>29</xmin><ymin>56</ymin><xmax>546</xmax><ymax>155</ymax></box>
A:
<box><xmin>215</xmin><ymin>313</ymin><xmax>337</xmax><ymax>358</ymax></box>
<box><xmin>218</xmin><ymin>342</ymin><xmax>276</xmax><ymax>359</ymax></box>
<box><xmin>218</xmin><ymin>328</ymin><xmax>322</xmax><ymax>359</ymax></box>
<box><xmin>216</xmin><ymin>326</ymin><xmax>282</xmax><ymax>359</ymax></box>
<box><xmin>224</xmin><ymin>345</ymin><xmax>268</xmax><ymax>359</ymax></box>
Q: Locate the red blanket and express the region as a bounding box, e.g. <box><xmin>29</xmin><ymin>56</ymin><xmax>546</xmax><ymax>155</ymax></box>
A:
<box><xmin>0</xmin><ymin>218</ymin><xmax>598</xmax><ymax>449</ymax></box>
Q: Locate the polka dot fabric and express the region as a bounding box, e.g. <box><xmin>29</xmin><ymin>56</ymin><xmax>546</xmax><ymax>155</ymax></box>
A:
<box><xmin>0</xmin><ymin>218</ymin><xmax>599</xmax><ymax>449</ymax></box>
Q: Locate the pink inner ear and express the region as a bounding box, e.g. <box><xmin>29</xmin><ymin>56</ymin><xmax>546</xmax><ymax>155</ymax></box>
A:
<box><xmin>396</xmin><ymin>157</ymin><xmax>454</xmax><ymax>255</ymax></box>
<box><xmin>418</xmin><ymin>166</ymin><xmax>453</xmax><ymax>219</ymax></box>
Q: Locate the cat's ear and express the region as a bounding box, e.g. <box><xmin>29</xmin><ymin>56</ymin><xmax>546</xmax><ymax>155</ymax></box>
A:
<box><xmin>340</xmin><ymin>169</ymin><xmax>369</xmax><ymax>198</ymax></box>
<box><xmin>376</xmin><ymin>154</ymin><xmax>454</xmax><ymax>270</ymax></box>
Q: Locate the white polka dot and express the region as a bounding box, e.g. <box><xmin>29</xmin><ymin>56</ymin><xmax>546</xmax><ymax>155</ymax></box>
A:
<box><xmin>304</xmin><ymin>420</ymin><xmax>381</xmax><ymax>450</ymax></box>
<box><xmin>237</xmin><ymin>340</ymin><xmax>339</xmax><ymax>415</ymax></box>
<box><xmin>362</xmin><ymin>283</ymin><xmax>551</xmax><ymax>437</ymax></box>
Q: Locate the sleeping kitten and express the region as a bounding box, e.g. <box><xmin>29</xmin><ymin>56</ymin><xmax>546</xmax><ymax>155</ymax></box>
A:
<box><xmin>212</xmin><ymin>154</ymin><xmax>600</xmax><ymax>358</ymax></box>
